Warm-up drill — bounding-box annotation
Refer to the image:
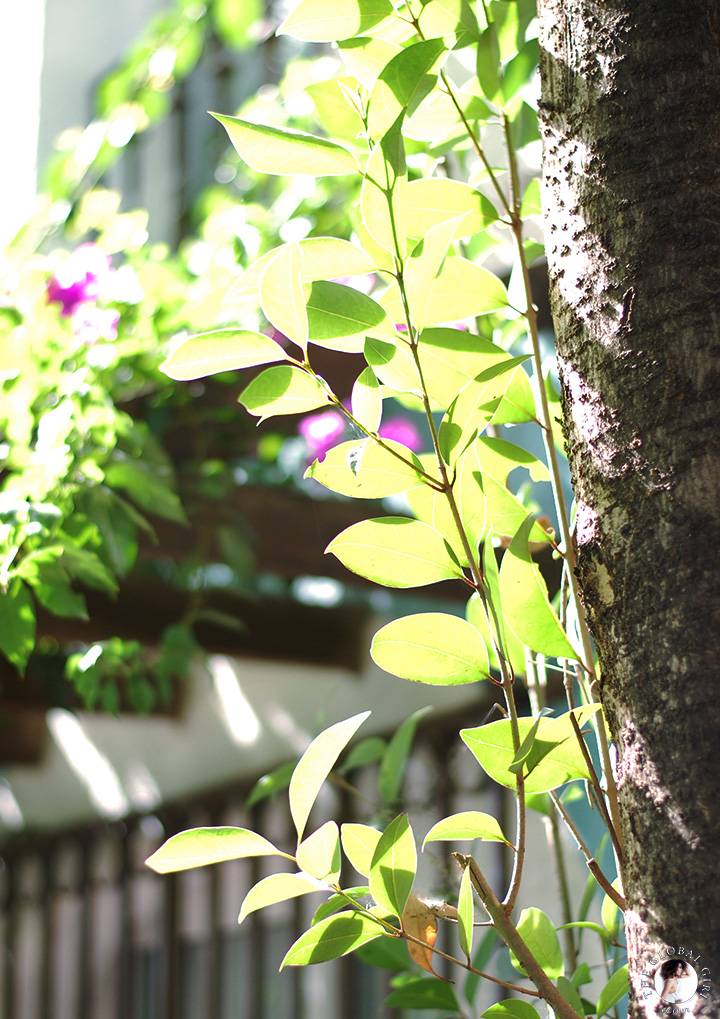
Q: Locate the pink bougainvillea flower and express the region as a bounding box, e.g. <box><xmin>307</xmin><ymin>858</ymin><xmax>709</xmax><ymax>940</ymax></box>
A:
<box><xmin>298</xmin><ymin>409</ymin><xmax>345</xmax><ymax>462</ymax></box>
<box><xmin>72</xmin><ymin>305</ymin><xmax>120</xmax><ymax>346</ymax></box>
<box><xmin>46</xmin><ymin>243</ymin><xmax>113</xmax><ymax>317</ymax></box>
<box><xmin>379</xmin><ymin>417</ymin><xmax>423</xmax><ymax>452</ymax></box>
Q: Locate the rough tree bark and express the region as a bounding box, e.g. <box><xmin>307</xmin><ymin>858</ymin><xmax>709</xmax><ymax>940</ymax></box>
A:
<box><xmin>537</xmin><ymin>2</ymin><xmax>720</xmax><ymax>1015</ymax></box>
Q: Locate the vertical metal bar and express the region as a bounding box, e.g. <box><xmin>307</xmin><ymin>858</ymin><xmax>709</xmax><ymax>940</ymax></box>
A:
<box><xmin>208</xmin><ymin>835</ymin><xmax>222</xmax><ymax>1019</ymax></box>
<box><xmin>119</xmin><ymin>829</ymin><xmax>133</xmax><ymax>1019</ymax></box>
<box><xmin>164</xmin><ymin>870</ymin><xmax>180</xmax><ymax>1019</ymax></box>
<box><xmin>78</xmin><ymin>840</ymin><xmax>92</xmax><ymax>1019</ymax></box>
<box><xmin>39</xmin><ymin>852</ymin><xmax>53</xmax><ymax>1019</ymax></box>
<box><xmin>3</xmin><ymin>861</ymin><xmax>17</xmax><ymax>1019</ymax></box>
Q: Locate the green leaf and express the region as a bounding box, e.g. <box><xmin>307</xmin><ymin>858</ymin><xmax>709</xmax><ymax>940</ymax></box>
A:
<box><xmin>313</xmin><ymin>887</ymin><xmax>370</xmax><ymax>924</ymax></box>
<box><xmin>213</xmin><ymin>113</ymin><xmax>359</xmax><ymax>176</ymax></box>
<box><xmin>404</xmin><ymin>216</ymin><xmax>466</xmax><ymax>331</ymax></box>
<box><xmin>239</xmin><ymin>366</ymin><xmax>331</xmax><ymax>421</ymax></box>
<box><xmin>405</xmin><ymin>178</ymin><xmax>497</xmax><ymax>240</ymax></box>
<box><xmin>422</xmin><ymin>811</ymin><xmax>507</xmax><ymax>847</ymax></box>
<box><xmin>281</xmin><ymin>911</ymin><xmax>383</xmax><ymax>967</ymax></box>
<box><xmin>356</xmin><ymin>933</ymin><xmax>412</xmax><ymax>971</ymax></box>
<box><xmin>520</xmin><ymin>177</ymin><xmax>542</xmax><ymax>217</ymax></box>
<box><xmin>498</xmin><ymin>514</ymin><xmax>579</xmax><ymax>659</ymax></box>
<box><xmin>508</xmin><ymin>708</ymin><xmax>554</xmax><ymax>774</ymax></box>
<box><xmin>228</xmin><ymin>237</ymin><xmax>376</xmax><ymax>300</ymax></box>
<box><xmin>511</xmin><ymin>908</ymin><xmax>563</xmax><ymax>980</ymax></box>
<box><xmin>557</xmin><ymin>976</ymin><xmax>586</xmax><ymax>1017</ymax></box>
<box><xmin>596</xmin><ymin>965</ymin><xmax>629</xmax><ymax>1017</ymax></box>
<box><xmin>306</xmin><ymin>438</ymin><xmax>425</xmax><ymax>498</ymax></box>
<box><xmin>476</xmin><ymin>24</ymin><xmax>502</xmax><ymax>102</ymax></box>
<box><xmin>460</xmin><ymin>705</ymin><xmax>602</xmax><ymax>793</ymax></box>
<box><xmin>290</xmin><ymin>711</ymin><xmax>371</xmax><ymax>840</ymax></box>
<box><xmin>339</xmin><ymin>735</ymin><xmax>386</xmax><ymax>773</ymax></box>
<box><xmin>238</xmin><ymin>872</ymin><xmax>324</xmax><ymax>923</ymax></box>
<box><xmin>297</xmin><ymin>821</ymin><xmax>342</xmax><ymax>882</ymax></box>
<box><xmin>381</xmin><ymin>256</ymin><xmax>507</xmax><ymax>325</ymax></box>
<box><xmin>365</xmin><ymin>336</ymin><xmax>421</xmax><ymax>395</ymax></box>
<box><xmin>601</xmin><ymin>878</ymin><xmax>623</xmax><ymax>937</ymax></box>
<box><xmin>246</xmin><ymin>761</ymin><xmax>296</xmax><ymax>808</ymax></box>
<box><xmin>306</xmin><ymin>281</ymin><xmax>394</xmax><ymax>352</ymax></box>
<box><xmin>369</xmin><ymin>814</ymin><xmax>416</xmax><ymax>917</ymax></box>
<box><xmin>160</xmin><ymin>329</ymin><xmax>286</xmax><ymax>380</ymax></box>
<box><xmin>0</xmin><ymin>580</ymin><xmax>36</xmax><ymax>671</ymax></box>
<box><xmin>326</xmin><ymin>516</ymin><xmax>461</xmax><ymax>588</ymax></box>
<box><xmin>482</xmin><ymin>1000</ymin><xmax>543</xmax><ymax>1019</ymax></box>
<box><xmin>371</xmin><ymin>612</ymin><xmax>490</xmax><ymax>685</ymax></box>
<box><xmin>260</xmin><ymin>242</ymin><xmax>308</xmax><ymax>348</ymax></box>
<box><xmin>379</xmin><ymin>705</ymin><xmax>433</xmax><ymax>806</ymax></box>
<box><xmin>341</xmin><ymin>823</ymin><xmax>382</xmax><ymax>877</ymax></box>
<box><xmin>361</xmin><ymin>114</ymin><xmax>407</xmax><ymax>255</ymax></box>
<box><xmin>418</xmin><ymin>0</ymin><xmax>480</xmax><ymax>42</ymax></box>
<box><xmin>104</xmin><ymin>457</ymin><xmax>187</xmax><ymax>525</ymax></box>
<box><xmin>457</xmin><ymin>865</ymin><xmax>474</xmax><ymax>961</ymax></box>
<box><xmin>277</xmin><ymin>0</ymin><xmax>394</xmax><ymax>42</ymax></box>
<box><xmin>367</xmin><ymin>39</ymin><xmax>446</xmax><ymax>141</ymax></box>
<box><xmin>476</xmin><ymin>435</ymin><xmax>551</xmax><ymax>485</ymax></box>
<box><xmin>351</xmin><ymin>366</ymin><xmax>383</xmax><ymax>433</ymax></box>
<box><xmin>408</xmin><ymin>446</ymin><xmax>486</xmax><ymax>565</ymax></box>
<box><xmin>438</xmin><ymin>356</ymin><xmax>530</xmax><ymax>463</ymax></box>
<box><xmin>145</xmin><ymin>827</ymin><xmax>287</xmax><ymax>873</ymax></box>
<box><xmin>337</xmin><ymin>35</ymin><xmax>404</xmax><ymax>90</ymax></box>
<box><xmin>384</xmin><ymin>977</ymin><xmax>461</xmax><ymax>1011</ymax></box>
<box><xmin>467</xmin><ymin>560</ymin><xmax>527</xmax><ymax>679</ymax></box>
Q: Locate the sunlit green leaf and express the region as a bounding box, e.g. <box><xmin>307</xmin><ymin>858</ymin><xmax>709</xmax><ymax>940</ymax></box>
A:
<box><xmin>313</xmin><ymin>887</ymin><xmax>370</xmax><ymax>924</ymax></box>
<box><xmin>498</xmin><ymin>514</ymin><xmax>579</xmax><ymax>659</ymax></box>
<box><xmin>238</xmin><ymin>872</ymin><xmax>324</xmax><ymax>923</ymax></box>
<box><xmin>458</xmin><ymin>865</ymin><xmax>474</xmax><ymax>961</ymax></box>
<box><xmin>482</xmin><ymin>1000</ymin><xmax>543</xmax><ymax>1019</ymax></box>
<box><xmin>213</xmin><ymin>113</ymin><xmax>359</xmax><ymax>176</ymax></box>
<box><xmin>476</xmin><ymin>24</ymin><xmax>502</xmax><ymax>101</ymax></box>
<box><xmin>369</xmin><ymin>814</ymin><xmax>416</xmax><ymax>916</ymax></box>
<box><xmin>337</xmin><ymin>35</ymin><xmax>404</xmax><ymax>90</ymax></box>
<box><xmin>510</xmin><ymin>908</ymin><xmax>563</xmax><ymax>980</ymax></box>
<box><xmin>404</xmin><ymin>216</ymin><xmax>465</xmax><ymax>330</ymax></box>
<box><xmin>481</xmin><ymin>475</ymin><xmax>551</xmax><ymax>542</ymax></box>
<box><xmin>407</xmin><ymin>445</ymin><xmax>485</xmax><ymax>563</ymax></box>
<box><xmin>277</xmin><ymin>0</ymin><xmax>394</xmax><ymax>42</ymax></box>
<box><xmin>342</xmin><ymin>823</ymin><xmax>382</xmax><ymax>877</ymax></box>
<box><xmin>422</xmin><ymin>811</ymin><xmax>507</xmax><ymax>846</ymax></box>
<box><xmin>281</xmin><ymin>911</ymin><xmax>383</xmax><ymax>967</ymax></box>
<box><xmin>239</xmin><ymin>366</ymin><xmax>331</xmax><ymax>421</ymax></box>
<box><xmin>361</xmin><ymin>114</ymin><xmax>407</xmax><ymax>255</ymax></box>
<box><xmin>297</xmin><ymin>821</ymin><xmax>342</xmax><ymax>882</ymax></box>
<box><xmin>557</xmin><ymin>921</ymin><xmax>612</xmax><ymax>945</ymax></box>
<box><xmin>371</xmin><ymin>612</ymin><xmax>490</xmax><ymax>685</ymax></box>
<box><xmin>405</xmin><ymin>178</ymin><xmax>497</xmax><ymax>240</ymax></box>
<box><xmin>460</xmin><ymin>705</ymin><xmax>602</xmax><ymax>793</ymax></box>
<box><xmin>326</xmin><ymin>516</ymin><xmax>461</xmax><ymax>588</ymax></box>
<box><xmin>365</xmin><ymin>336</ymin><xmax>420</xmax><ymax>394</ymax></box>
<box><xmin>379</xmin><ymin>706</ymin><xmax>433</xmax><ymax>806</ymax></box>
<box><xmin>290</xmin><ymin>711</ymin><xmax>371</xmax><ymax>840</ymax></box>
<box><xmin>307</xmin><ymin>281</ymin><xmax>394</xmax><ymax>351</ymax></box>
<box><xmin>520</xmin><ymin>177</ymin><xmax>542</xmax><ymax>217</ymax></box>
<box><xmin>367</xmin><ymin>39</ymin><xmax>446</xmax><ymax>141</ymax></box>
<box><xmin>260</xmin><ymin>243</ymin><xmax>308</xmax><ymax>348</ymax></box>
<box><xmin>596</xmin><ymin>965</ymin><xmax>629</xmax><ymax>1017</ymax></box>
<box><xmin>351</xmin><ymin>366</ymin><xmax>383</xmax><ymax>432</ymax></box>
<box><xmin>438</xmin><ymin>357</ymin><xmax>531</xmax><ymax>463</ymax></box>
<box><xmin>306</xmin><ymin>438</ymin><xmax>425</xmax><ymax>498</ymax></box>
<box><xmin>476</xmin><ymin>435</ymin><xmax>551</xmax><ymax>484</ymax></box>
<box><xmin>160</xmin><ymin>330</ymin><xmax>286</xmax><ymax>380</ymax></box>
<box><xmin>381</xmin><ymin>256</ymin><xmax>507</xmax><ymax>326</ymax></box>
<box><xmin>228</xmin><ymin>237</ymin><xmax>376</xmax><ymax>300</ymax></box>
<box><xmin>0</xmin><ymin>580</ymin><xmax>36</xmax><ymax>671</ymax></box>
<box><xmin>145</xmin><ymin>827</ymin><xmax>288</xmax><ymax>874</ymax></box>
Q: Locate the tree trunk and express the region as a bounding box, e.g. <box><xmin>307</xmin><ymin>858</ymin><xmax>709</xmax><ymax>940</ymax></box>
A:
<box><xmin>537</xmin><ymin>2</ymin><xmax>720</xmax><ymax>1015</ymax></box>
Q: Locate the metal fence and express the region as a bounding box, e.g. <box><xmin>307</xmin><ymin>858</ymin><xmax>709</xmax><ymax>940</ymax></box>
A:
<box><xmin>0</xmin><ymin>711</ymin><xmax>524</xmax><ymax>1019</ymax></box>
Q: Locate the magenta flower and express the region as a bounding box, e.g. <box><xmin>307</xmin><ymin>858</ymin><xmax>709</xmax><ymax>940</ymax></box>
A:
<box><xmin>72</xmin><ymin>305</ymin><xmax>120</xmax><ymax>346</ymax></box>
<box><xmin>379</xmin><ymin>417</ymin><xmax>423</xmax><ymax>452</ymax></box>
<box><xmin>47</xmin><ymin>244</ymin><xmax>113</xmax><ymax>318</ymax></box>
<box><xmin>298</xmin><ymin>410</ymin><xmax>345</xmax><ymax>462</ymax></box>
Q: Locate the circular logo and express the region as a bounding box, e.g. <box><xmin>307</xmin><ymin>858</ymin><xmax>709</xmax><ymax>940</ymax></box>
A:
<box><xmin>654</xmin><ymin>958</ymin><xmax>699</xmax><ymax>1006</ymax></box>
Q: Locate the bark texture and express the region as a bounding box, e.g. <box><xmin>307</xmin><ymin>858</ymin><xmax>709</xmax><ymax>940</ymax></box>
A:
<box><xmin>538</xmin><ymin>2</ymin><xmax>720</xmax><ymax>1015</ymax></box>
